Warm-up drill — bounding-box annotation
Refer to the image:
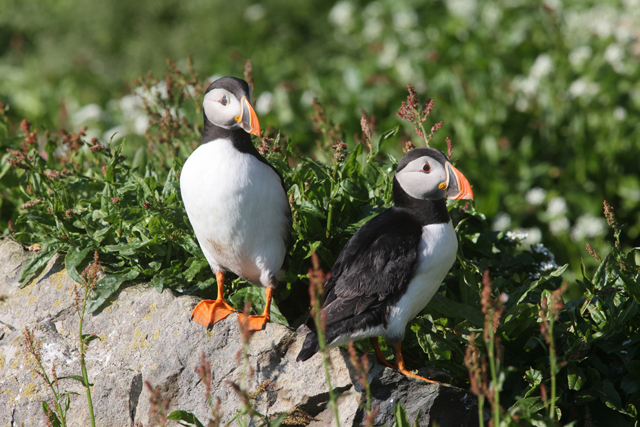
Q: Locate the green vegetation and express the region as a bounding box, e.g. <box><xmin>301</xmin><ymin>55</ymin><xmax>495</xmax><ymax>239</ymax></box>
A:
<box><xmin>2</xmin><ymin>0</ymin><xmax>640</xmax><ymax>425</ymax></box>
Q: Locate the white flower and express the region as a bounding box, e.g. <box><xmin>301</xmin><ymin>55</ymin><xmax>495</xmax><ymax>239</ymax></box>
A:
<box><xmin>300</xmin><ymin>90</ymin><xmax>316</xmax><ymax>106</ymax></box>
<box><xmin>568</xmin><ymin>78</ymin><xmax>599</xmax><ymax>99</ymax></box>
<box><xmin>104</xmin><ymin>125</ymin><xmax>127</xmax><ymax>142</ymax></box>
<box><xmin>392</xmin><ymin>10</ymin><xmax>418</xmax><ymax>31</ymax></box>
<box><xmin>614</xmin><ymin>106</ymin><xmax>627</xmax><ymax>121</ymax></box>
<box><xmin>493</xmin><ymin>212</ymin><xmax>511</xmax><ymax>232</ymax></box>
<box><xmin>244</xmin><ymin>4</ymin><xmax>266</xmax><ymax>22</ymax></box>
<box><xmin>517</xmin><ymin>77</ymin><xmax>538</xmax><ymax>97</ymax></box>
<box><xmin>71</xmin><ymin>104</ymin><xmax>102</xmax><ymax>127</ymax></box>
<box><xmin>523</xmin><ymin>228</ymin><xmax>542</xmax><ymax>246</ymax></box>
<box><xmin>540</xmin><ymin>260</ymin><xmax>559</xmax><ymax>272</ymax></box>
<box><xmin>530</xmin><ymin>54</ymin><xmax>554</xmax><ymax>79</ymax></box>
<box><xmin>543</xmin><ymin>0</ymin><xmax>562</xmax><ymax>11</ymax></box>
<box><xmin>505</xmin><ymin>230</ymin><xmax>528</xmax><ymax>242</ymax></box>
<box><xmin>604</xmin><ymin>43</ymin><xmax>626</xmax><ymax>73</ymax></box>
<box><xmin>329</xmin><ymin>1</ymin><xmax>354</xmax><ymax>29</ymax></box>
<box><xmin>546</xmin><ymin>197</ymin><xmax>568</xmax><ymax>217</ymax></box>
<box><xmin>133</xmin><ymin>115</ymin><xmax>149</xmax><ymax>135</ymax></box>
<box><xmin>363</xmin><ymin>18</ymin><xmax>383</xmax><ymax>41</ymax></box>
<box><xmin>549</xmin><ymin>217</ymin><xmax>570</xmax><ymax>235</ymax></box>
<box><xmin>605</xmin><ymin>43</ymin><xmax>624</xmax><ymax>64</ymax></box>
<box><xmin>515</xmin><ymin>97</ymin><xmax>529</xmax><ymax>112</ymax></box>
<box><xmin>255</xmin><ymin>91</ymin><xmax>274</xmax><ymax>115</ymax></box>
<box><xmin>395</xmin><ymin>59</ymin><xmax>416</xmax><ymax>83</ymax></box>
<box><xmin>531</xmin><ymin>243</ymin><xmax>551</xmax><ymax>257</ymax></box>
<box><xmin>343</xmin><ymin>67</ymin><xmax>361</xmax><ymax>92</ymax></box>
<box><xmin>569</xmin><ymin>46</ymin><xmax>592</xmax><ymax>68</ymax></box>
<box><xmin>378</xmin><ymin>40</ymin><xmax>398</xmax><ymax>68</ymax></box>
<box><xmin>571</xmin><ymin>215</ymin><xmax>607</xmax><ymax>241</ymax></box>
<box><xmin>447</xmin><ymin>0</ymin><xmax>477</xmax><ymax>20</ymax></box>
<box><xmin>481</xmin><ymin>3</ymin><xmax>502</xmax><ymax>26</ymax></box>
<box><xmin>525</xmin><ymin>187</ymin><xmax>546</xmax><ymax>206</ymax></box>
<box><xmin>505</xmin><ymin>228</ymin><xmax>541</xmax><ymax>246</ymax></box>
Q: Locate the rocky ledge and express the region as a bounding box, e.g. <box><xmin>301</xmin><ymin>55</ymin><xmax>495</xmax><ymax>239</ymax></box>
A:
<box><xmin>0</xmin><ymin>239</ymin><xmax>481</xmax><ymax>426</ymax></box>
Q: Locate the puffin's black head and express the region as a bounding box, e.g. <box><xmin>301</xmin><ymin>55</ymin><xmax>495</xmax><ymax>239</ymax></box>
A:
<box><xmin>394</xmin><ymin>147</ymin><xmax>473</xmax><ymax>202</ymax></box>
<box><xmin>203</xmin><ymin>76</ymin><xmax>261</xmax><ymax>137</ymax></box>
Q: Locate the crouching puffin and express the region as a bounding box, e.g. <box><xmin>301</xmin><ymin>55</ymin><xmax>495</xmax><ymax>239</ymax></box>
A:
<box><xmin>180</xmin><ymin>76</ymin><xmax>291</xmax><ymax>331</ymax></box>
<box><xmin>296</xmin><ymin>147</ymin><xmax>473</xmax><ymax>382</ymax></box>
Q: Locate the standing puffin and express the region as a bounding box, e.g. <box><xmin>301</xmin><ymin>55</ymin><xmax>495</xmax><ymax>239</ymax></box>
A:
<box><xmin>180</xmin><ymin>76</ymin><xmax>291</xmax><ymax>331</ymax></box>
<box><xmin>296</xmin><ymin>147</ymin><xmax>473</xmax><ymax>382</ymax></box>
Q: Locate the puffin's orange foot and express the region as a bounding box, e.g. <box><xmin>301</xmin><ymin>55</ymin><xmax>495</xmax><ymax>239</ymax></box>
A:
<box><xmin>242</xmin><ymin>314</ymin><xmax>270</xmax><ymax>331</ymax></box>
<box><xmin>397</xmin><ymin>366</ymin><xmax>440</xmax><ymax>384</ymax></box>
<box><xmin>191</xmin><ymin>299</ymin><xmax>236</xmax><ymax>328</ymax></box>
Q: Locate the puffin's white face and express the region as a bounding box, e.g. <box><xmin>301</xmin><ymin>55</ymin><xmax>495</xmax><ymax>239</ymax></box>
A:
<box><xmin>203</xmin><ymin>88</ymin><xmax>242</xmax><ymax>129</ymax></box>
<box><xmin>395</xmin><ymin>156</ymin><xmax>449</xmax><ymax>200</ymax></box>
<box><xmin>203</xmin><ymin>87</ymin><xmax>261</xmax><ymax>136</ymax></box>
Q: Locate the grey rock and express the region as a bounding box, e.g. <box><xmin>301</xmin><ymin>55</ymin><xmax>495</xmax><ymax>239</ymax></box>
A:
<box><xmin>0</xmin><ymin>239</ymin><xmax>481</xmax><ymax>426</ymax></box>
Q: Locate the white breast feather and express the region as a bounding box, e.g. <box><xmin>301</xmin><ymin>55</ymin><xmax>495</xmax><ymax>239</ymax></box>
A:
<box><xmin>180</xmin><ymin>139</ymin><xmax>289</xmax><ymax>286</ymax></box>
<box><xmin>384</xmin><ymin>221</ymin><xmax>458</xmax><ymax>340</ymax></box>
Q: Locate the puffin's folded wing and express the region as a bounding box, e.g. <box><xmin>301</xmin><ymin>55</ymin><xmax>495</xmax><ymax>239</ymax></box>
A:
<box><xmin>322</xmin><ymin>209</ymin><xmax>423</xmax><ymax>324</ymax></box>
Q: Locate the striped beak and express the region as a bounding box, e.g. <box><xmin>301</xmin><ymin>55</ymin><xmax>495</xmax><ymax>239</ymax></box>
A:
<box><xmin>239</xmin><ymin>96</ymin><xmax>261</xmax><ymax>136</ymax></box>
<box><xmin>445</xmin><ymin>162</ymin><xmax>474</xmax><ymax>200</ymax></box>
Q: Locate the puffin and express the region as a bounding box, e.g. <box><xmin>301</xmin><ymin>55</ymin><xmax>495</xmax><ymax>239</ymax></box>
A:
<box><xmin>296</xmin><ymin>147</ymin><xmax>473</xmax><ymax>382</ymax></box>
<box><xmin>180</xmin><ymin>76</ymin><xmax>291</xmax><ymax>331</ymax></box>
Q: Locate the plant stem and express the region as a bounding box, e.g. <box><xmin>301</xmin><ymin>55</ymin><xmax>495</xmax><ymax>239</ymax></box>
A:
<box><xmin>486</xmin><ymin>328</ymin><xmax>500</xmax><ymax>426</ymax></box>
<box><xmin>79</xmin><ymin>287</ymin><xmax>96</xmax><ymax>427</ymax></box>
<box><xmin>419</xmin><ymin>123</ymin><xmax>429</xmax><ymax>147</ymax></box>
<box><xmin>549</xmin><ymin>317</ymin><xmax>556</xmax><ymax>420</ymax></box>
<box><xmin>36</xmin><ymin>356</ymin><xmax>67</xmax><ymax>426</ymax></box>
<box><xmin>316</xmin><ymin>320</ymin><xmax>341</xmax><ymax>427</ymax></box>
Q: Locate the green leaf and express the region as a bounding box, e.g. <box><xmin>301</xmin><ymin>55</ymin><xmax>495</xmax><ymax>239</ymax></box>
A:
<box><xmin>618</xmin><ymin>270</ymin><xmax>640</xmax><ymax>303</ymax></box>
<box><xmin>592</xmin><ymin>253</ymin><xmax>610</xmax><ymax>288</ymax></box>
<box><xmin>567</xmin><ymin>364</ymin><xmax>586</xmax><ymax>391</ymax></box>
<box><xmin>342</xmin><ymin>143</ymin><xmax>363</xmax><ymax>178</ymax></box>
<box><xmin>58</xmin><ymin>374</ymin><xmax>93</xmax><ymax>387</ymax></box>
<box><xmin>81</xmin><ymin>333</ymin><xmax>100</xmax><ymax>345</ymax></box>
<box><xmin>86</xmin><ymin>268</ymin><xmax>140</xmax><ymax>313</ymax></box>
<box><xmin>42</xmin><ymin>401</ymin><xmax>62</xmax><ymax>427</ymax></box>
<box><xmin>167</xmin><ymin>410</ymin><xmax>205</xmax><ymax>427</ymax></box>
<box><xmin>524</xmin><ymin>368</ymin><xmax>542</xmax><ymax>397</ymax></box>
<box><xmin>65</xmin><ymin>246</ymin><xmax>92</xmax><ymax>284</ymax></box>
<box><xmin>598</xmin><ymin>379</ymin><xmax>622</xmax><ymax>410</ymax></box>
<box><xmin>429</xmin><ymin>293</ymin><xmax>484</xmax><ymax>327</ymax></box>
<box><xmin>183</xmin><ymin>258</ymin><xmax>209</xmax><ymax>282</ymax></box>
<box><xmin>508</xmin><ymin>263</ymin><xmax>568</xmax><ymax>313</ymax></box>
<box><xmin>375</xmin><ymin>126</ymin><xmax>399</xmax><ymax>153</ymax></box>
<box><xmin>341</xmin><ymin>178</ymin><xmax>369</xmax><ymax>201</ymax></box>
<box><xmin>19</xmin><ymin>245</ymin><xmax>59</xmax><ymax>286</ymax></box>
<box><xmin>150</xmin><ymin>268</ymin><xmax>170</xmax><ymax>292</ymax></box>
<box><xmin>394</xmin><ymin>402</ymin><xmax>411</xmax><ymax>427</ymax></box>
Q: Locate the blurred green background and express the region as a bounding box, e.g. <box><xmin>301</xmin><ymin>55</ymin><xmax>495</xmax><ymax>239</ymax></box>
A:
<box><xmin>1</xmin><ymin>0</ymin><xmax>639</xmax><ymax>286</ymax></box>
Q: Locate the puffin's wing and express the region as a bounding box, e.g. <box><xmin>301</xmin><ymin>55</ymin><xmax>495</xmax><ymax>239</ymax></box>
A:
<box><xmin>322</xmin><ymin>208</ymin><xmax>422</xmax><ymax>324</ymax></box>
<box><xmin>296</xmin><ymin>209</ymin><xmax>422</xmax><ymax>361</ymax></box>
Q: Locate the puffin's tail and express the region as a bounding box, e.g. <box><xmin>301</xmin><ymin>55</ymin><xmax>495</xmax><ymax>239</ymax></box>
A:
<box><xmin>296</xmin><ymin>332</ymin><xmax>320</xmax><ymax>362</ymax></box>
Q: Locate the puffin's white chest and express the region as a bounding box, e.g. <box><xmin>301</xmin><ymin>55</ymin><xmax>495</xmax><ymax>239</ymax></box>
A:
<box><xmin>385</xmin><ymin>221</ymin><xmax>458</xmax><ymax>340</ymax></box>
<box><xmin>180</xmin><ymin>139</ymin><xmax>289</xmax><ymax>285</ymax></box>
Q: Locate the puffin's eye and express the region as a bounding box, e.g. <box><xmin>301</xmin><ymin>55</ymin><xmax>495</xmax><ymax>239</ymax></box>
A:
<box><xmin>220</xmin><ymin>95</ymin><xmax>228</xmax><ymax>106</ymax></box>
<box><xmin>422</xmin><ymin>163</ymin><xmax>431</xmax><ymax>173</ymax></box>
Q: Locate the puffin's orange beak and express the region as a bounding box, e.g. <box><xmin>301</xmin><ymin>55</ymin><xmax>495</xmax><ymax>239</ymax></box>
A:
<box><xmin>239</xmin><ymin>96</ymin><xmax>261</xmax><ymax>136</ymax></box>
<box><xmin>445</xmin><ymin>163</ymin><xmax>474</xmax><ymax>200</ymax></box>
